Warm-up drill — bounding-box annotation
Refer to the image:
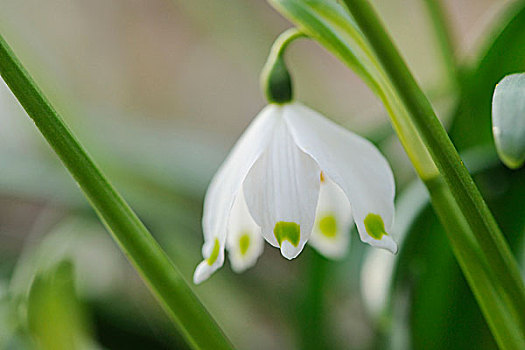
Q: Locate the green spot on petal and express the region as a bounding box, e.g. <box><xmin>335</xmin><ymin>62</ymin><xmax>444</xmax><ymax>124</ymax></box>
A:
<box><xmin>364</xmin><ymin>213</ymin><xmax>388</xmax><ymax>240</ymax></box>
<box><xmin>319</xmin><ymin>214</ymin><xmax>337</xmax><ymax>238</ymax></box>
<box><xmin>207</xmin><ymin>238</ymin><xmax>220</xmax><ymax>265</ymax></box>
<box><xmin>274</xmin><ymin>221</ymin><xmax>300</xmax><ymax>247</ymax></box>
<box><xmin>239</xmin><ymin>233</ymin><xmax>251</xmax><ymax>256</ymax></box>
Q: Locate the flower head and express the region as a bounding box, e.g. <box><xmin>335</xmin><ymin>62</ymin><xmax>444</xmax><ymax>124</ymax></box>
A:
<box><xmin>193</xmin><ymin>102</ymin><xmax>397</xmax><ymax>284</ymax></box>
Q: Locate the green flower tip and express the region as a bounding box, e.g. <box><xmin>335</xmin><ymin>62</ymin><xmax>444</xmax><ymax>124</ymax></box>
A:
<box><xmin>207</xmin><ymin>238</ymin><xmax>220</xmax><ymax>265</ymax></box>
<box><xmin>319</xmin><ymin>214</ymin><xmax>338</xmax><ymax>238</ymax></box>
<box><xmin>364</xmin><ymin>213</ymin><xmax>388</xmax><ymax>240</ymax></box>
<box><xmin>274</xmin><ymin>221</ymin><xmax>300</xmax><ymax>247</ymax></box>
<box><xmin>239</xmin><ymin>233</ymin><xmax>251</xmax><ymax>256</ymax></box>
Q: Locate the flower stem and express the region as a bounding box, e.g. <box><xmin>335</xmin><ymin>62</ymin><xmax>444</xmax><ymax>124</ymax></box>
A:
<box><xmin>0</xmin><ymin>33</ymin><xmax>233</xmax><ymax>350</ymax></box>
<box><xmin>261</xmin><ymin>28</ymin><xmax>305</xmax><ymax>104</ymax></box>
<box><xmin>341</xmin><ymin>0</ymin><xmax>525</xmax><ymax>345</ymax></box>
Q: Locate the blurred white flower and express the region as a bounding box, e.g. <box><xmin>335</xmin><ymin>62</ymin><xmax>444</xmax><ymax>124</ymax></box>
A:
<box><xmin>492</xmin><ymin>73</ymin><xmax>525</xmax><ymax>169</ymax></box>
<box><xmin>194</xmin><ymin>102</ymin><xmax>397</xmax><ymax>284</ymax></box>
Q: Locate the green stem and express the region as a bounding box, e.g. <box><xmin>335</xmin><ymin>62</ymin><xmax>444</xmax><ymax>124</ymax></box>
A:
<box><xmin>342</xmin><ymin>0</ymin><xmax>525</xmax><ymax>344</ymax></box>
<box><xmin>0</xmin><ymin>34</ymin><xmax>233</xmax><ymax>350</ymax></box>
<box><xmin>422</xmin><ymin>0</ymin><xmax>458</xmax><ymax>89</ymax></box>
<box><xmin>269</xmin><ymin>0</ymin><xmax>438</xmax><ymax>178</ymax></box>
<box><xmin>299</xmin><ymin>250</ymin><xmax>329</xmax><ymax>350</ymax></box>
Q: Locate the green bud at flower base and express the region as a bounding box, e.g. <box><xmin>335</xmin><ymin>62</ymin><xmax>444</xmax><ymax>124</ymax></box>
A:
<box><xmin>260</xmin><ymin>28</ymin><xmax>304</xmax><ymax>104</ymax></box>
<box><xmin>263</xmin><ymin>55</ymin><xmax>293</xmax><ymax>104</ymax></box>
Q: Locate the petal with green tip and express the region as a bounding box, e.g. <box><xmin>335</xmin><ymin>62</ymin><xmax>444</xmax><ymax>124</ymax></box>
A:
<box><xmin>226</xmin><ymin>189</ymin><xmax>264</xmax><ymax>273</ymax></box>
<box><xmin>194</xmin><ymin>105</ymin><xmax>280</xmax><ymax>284</ymax></box>
<box><xmin>243</xmin><ymin>118</ymin><xmax>320</xmax><ymax>260</ymax></box>
<box><xmin>310</xmin><ymin>173</ymin><xmax>352</xmax><ymax>259</ymax></box>
<box><xmin>284</xmin><ymin>102</ymin><xmax>397</xmax><ymax>253</ymax></box>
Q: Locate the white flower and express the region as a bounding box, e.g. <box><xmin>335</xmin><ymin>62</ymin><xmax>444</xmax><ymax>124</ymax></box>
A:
<box><xmin>193</xmin><ymin>102</ymin><xmax>397</xmax><ymax>284</ymax></box>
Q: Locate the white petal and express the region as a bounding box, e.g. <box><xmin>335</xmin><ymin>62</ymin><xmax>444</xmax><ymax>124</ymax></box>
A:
<box><xmin>194</xmin><ymin>105</ymin><xmax>280</xmax><ymax>284</ymax></box>
<box><xmin>284</xmin><ymin>102</ymin><xmax>397</xmax><ymax>253</ymax></box>
<box><xmin>193</xmin><ymin>238</ymin><xmax>224</xmax><ymax>284</ymax></box>
<box><xmin>226</xmin><ymin>189</ymin><xmax>264</xmax><ymax>273</ymax></box>
<box><xmin>309</xmin><ymin>173</ymin><xmax>352</xmax><ymax>259</ymax></box>
<box><xmin>492</xmin><ymin>73</ymin><xmax>525</xmax><ymax>169</ymax></box>
<box><xmin>243</xmin><ymin>117</ymin><xmax>321</xmax><ymax>259</ymax></box>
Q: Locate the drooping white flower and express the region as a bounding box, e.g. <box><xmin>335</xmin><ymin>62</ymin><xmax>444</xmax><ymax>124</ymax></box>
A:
<box><xmin>193</xmin><ymin>102</ymin><xmax>397</xmax><ymax>284</ymax></box>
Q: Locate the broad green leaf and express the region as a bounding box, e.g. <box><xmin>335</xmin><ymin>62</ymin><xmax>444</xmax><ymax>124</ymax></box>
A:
<box><xmin>450</xmin><ymin>2</ymin><xmax>525</xmax><ymax>150</ymax></box>
<box><xmin>365</xmin><ymin>148</ymin><xmax>525</xmax><ymax>349</ymax></box>
<box><xmin>492</xmin><ymin>73</ymin><xmax>525</xmax><ymax>169</ymax></box>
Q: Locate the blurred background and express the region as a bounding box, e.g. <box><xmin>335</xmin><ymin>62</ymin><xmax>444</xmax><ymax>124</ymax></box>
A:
<box><xmin>0</xmin><ymin>0</ymin><xmax>524</xmax><ymax>349</ymax></box>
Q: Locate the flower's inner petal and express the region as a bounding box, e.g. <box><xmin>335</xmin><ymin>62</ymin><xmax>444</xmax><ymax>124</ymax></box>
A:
<box><xmin>226</xmin><ymin>189</ymin><xmax>264</xmax><ymax>273</ymax></box>
<box><xmin>284</xmin><ymin>103</ymin><xmax>397</xmax><ymax>253</ymax></box>
<box><xmin>309</xmin><ymin>173</ymin><xmax>352</xmax><ymax>259</ymax></box>
<box><xmin>243</xmin><ymin>120</ymin><xmax>320</xmax><ymax>260</ymax></box>
<box><xmin>194</xmin><ymin>105</ymin><xmax>281</xmax><ymax>284</ymax></box>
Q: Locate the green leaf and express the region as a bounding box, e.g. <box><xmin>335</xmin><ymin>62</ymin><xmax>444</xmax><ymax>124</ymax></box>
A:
<box><xmin>0</xmin><ymin>32</ymin><xmax>233</xmax><ymax>350</ymax></box>
<box><xmin>492</xmin><ymin>73</ymin><xmax>525</xmax><ymax>169</ymax></box>
<box><xmin>377</xmin><ymin>150</ymin><xmax>525</xmax><ymax>349</ymax></box>
<box><xmin>389</xmin><ymin>205</ymin><xmax>497</xmax><ymax>350</ymax></box>
<box><xmin>27</xmin><ymin>260</ymin><xmax>99</xmax><ymax>350</ymax></box>
<box><xmin>269</xmin><ymin>0</ymin><xmax>440</xmax><ymax>179</ymax></box>
<box><xmin>450</xmin><ymin>2</ymin><xmax>525</xmax><ymax>150</ymax></box>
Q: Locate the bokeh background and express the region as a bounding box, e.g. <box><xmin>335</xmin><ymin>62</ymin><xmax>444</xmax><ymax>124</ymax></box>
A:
<box><xmin>0</xmin><ymin>0</ymin><xmax>524</xmax><ymax>349</ymax></box>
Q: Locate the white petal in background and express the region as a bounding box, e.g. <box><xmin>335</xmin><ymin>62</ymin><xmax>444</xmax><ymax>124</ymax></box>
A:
<box><xmin>226</xmin><ymin>189</ymin><xmax>264</xmax><ymax>273</ymax></box>
<box><xmin>285</xmin><ymin>102</ymin><xmax>397</xmax><ymax>254</ymax></box>
<box><xmin>492</xmin><ymin>73</ymin><xmax>525</xmax><ymax>169</ymax></box>
<box><xmin>194</xmin><ymin>105</ymin><xmax>280</xmax><ymax>284</ymax></box>
<box><xmin>243</xmin><ymin>118</ymin><xmax>321</xmax><ymax>260</ymax></box>
<box><xmin>309</xmin><ymin>173</ymin><xmax>352</xmax><ymax>259</ymax></box>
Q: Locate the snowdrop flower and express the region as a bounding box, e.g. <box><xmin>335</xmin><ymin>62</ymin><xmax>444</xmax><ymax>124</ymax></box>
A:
<box><xmin>193</xmin><ymin>28</ymin><xmax>397</xmax><ymax>284</ymax></box>
<box><xmin>193</xmin><ymin>102</ymin><xmax>397</xmax><ymax>283</ymax></box>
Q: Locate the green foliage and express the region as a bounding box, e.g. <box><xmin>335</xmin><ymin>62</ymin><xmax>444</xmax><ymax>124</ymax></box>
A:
<box><xmin>0</xmin><ymin>32</ymin><xmax>232</xmax><ymax>350</ymax></box>
<box><xmin>385</xmin><ymin>151</ymin><xmax>525</xmax><ymax>349</ymax></box>
<box><xmin>450</xmin><ymin>2</ymin><xmax>525</xmax><ymax>151</ymax></box>
<box><xmin>27</xmin><ymin>260</ymin><xmax>98</xmax><ymax>350</ymax></box>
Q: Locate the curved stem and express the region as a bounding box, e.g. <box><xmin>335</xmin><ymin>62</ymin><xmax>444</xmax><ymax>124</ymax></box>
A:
<box><xmin>342</xmin><ymin>0</ymin><xmax>525</xmax><ymax>344</ymax></box>
<box><xmin>260</xmin><ymin>28</ymin><xmax>306</xmax><ymax>103</ymax></box>
<box><xmin>0</xmin><ymin>33</ymin><xmax>233</xmax><ymax>350</ymax></box>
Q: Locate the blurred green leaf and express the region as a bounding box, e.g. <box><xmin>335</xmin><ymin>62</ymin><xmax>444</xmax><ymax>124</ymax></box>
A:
<box><xmin>27</xmin><ymin>259</ymin><xmax>99</xmax><ymax>350</ymax></box>
<box><xmin>0</xmin><ymin>281</ymin><xmax>20</xmax><ymax>349</ymax></box>
<box><xmin>450</xmin><ymin>1</ymin><xmax>525</xmax><ymax>150</ymax></box>
<box><xmin>492</xmin><ymin>73</ymin><xmax>525</xmax><ymax>169</ymax></box>
<box><xmin>377</xmin><ymin>150</ymin><xmax>525</xmax><ymax>349</ymax></box>
<box><xmin>389</xmin><ymin>204</ymin><xmax>496</xmax><ymax>350</ymax></box>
